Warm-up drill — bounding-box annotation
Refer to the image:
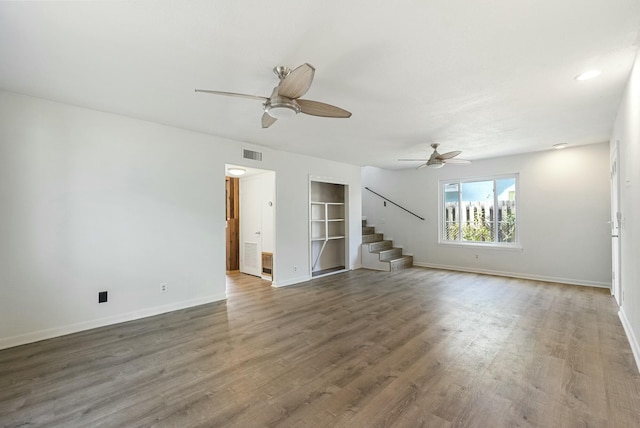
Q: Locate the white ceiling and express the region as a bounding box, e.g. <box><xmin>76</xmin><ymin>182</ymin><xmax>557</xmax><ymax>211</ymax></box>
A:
<box><xmin>1</xmin><ymin>1</ymin><xmax>639</xmax><ymax>169</ymax></box>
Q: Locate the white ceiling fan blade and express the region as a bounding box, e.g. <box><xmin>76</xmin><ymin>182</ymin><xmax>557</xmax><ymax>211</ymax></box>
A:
<box><xmin>443</xmin><ymin>158</ymin><xmax>471</xmax><ymax>164</ymax></box>
<box><xmin>437</xmin><ymin>150</ymin><xmax>462</xmax><ymax>160</ymax></box>
<box><xmin>398</xmin><ymin>158</ymin><xmax>429</xmax><ymax>161</ymax></box>
<box><xmin>417</xmin><ymin>164</ymin><xmax>428</xmax><ymax>170</ymax></box>
<box><xmin>297</xmin><ymin>99</ymin><xmax>352</xmax><ymax>118</ymax></box>
<box><xmin>195</xmin><ymin>89</ymin><xmax>268</xmax><ymax>101</ymax></box>
<box><xmin>278</xmin><ymin>63</ymin><xmax>315</xmax><ymax>99</ymax></box>
<box><xmin>261</xmin><ymin>112</ymin><xmax>277</xmax><ymax>128</ymax></box>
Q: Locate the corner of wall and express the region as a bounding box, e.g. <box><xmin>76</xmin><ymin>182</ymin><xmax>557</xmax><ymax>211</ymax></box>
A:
<box><xmin>619</xmin><ymin>307</ymin><xmax>640</xmax><ymax>373</ymax></box>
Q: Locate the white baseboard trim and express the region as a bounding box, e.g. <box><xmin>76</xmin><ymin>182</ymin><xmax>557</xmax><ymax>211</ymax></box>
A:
<box><xmin>0</xmin><ymin>292</ymin><xmax>227</xmax><ymax>351</ymax></box>
<box><xmin>413</xmin><ymin>262</ymin><xmax>610</xmax><ymax>289</ymax></box>
<box><xmin>351</xmin><ymin>263</ymin><xmax>363</xmax><ymax>270</ymax></box>
<box><xmin>619</xmin><ymin>308</ymin><xmax>640</xmax><ymax>373</ymax></box>
<box><xmin>271</xmin><ymin>275</ymin><xmax>311</xmax><ymax>288</ymax></box>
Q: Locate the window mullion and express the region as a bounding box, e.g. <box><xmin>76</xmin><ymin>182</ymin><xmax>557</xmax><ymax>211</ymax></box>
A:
<box><xmin>457</xmin><ymin>181</ymin><xmax>462</xmax><ymax>241</ymax></box>
<box><xmin>493</xmin><ymin>181</ymin><xmax>498</xmax><ymax>243</ymax></box>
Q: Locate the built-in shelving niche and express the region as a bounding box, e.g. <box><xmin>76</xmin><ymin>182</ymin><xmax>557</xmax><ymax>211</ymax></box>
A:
<box><xmin>310</xmin><ymin>180</ymin><xmax>348</xmax><ymax>278</ymax></box>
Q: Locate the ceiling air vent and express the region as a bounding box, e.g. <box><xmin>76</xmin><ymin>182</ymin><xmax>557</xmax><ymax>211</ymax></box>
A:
<box><xmin>242</xmin><ymin>149</ymin><xmax>263</xmax><ymax>161</ymax></box>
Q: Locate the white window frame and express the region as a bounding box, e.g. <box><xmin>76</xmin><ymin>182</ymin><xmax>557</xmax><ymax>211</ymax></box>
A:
<box><xmin>438</xmin><ymin>173</ymin><xmax>520</xmax><ymax>249</ymax></box>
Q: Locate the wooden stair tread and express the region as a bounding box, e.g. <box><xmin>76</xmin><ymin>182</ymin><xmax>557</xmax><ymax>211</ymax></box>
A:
<box><xmin>388</xmin><ymin>256</ymin><xmax>412</xmax><ymax>262</ymax></box>
<box><xmin>370</xmin><ymin>248</ymin><xmax>399</xmax><ymax>254</ymax></box>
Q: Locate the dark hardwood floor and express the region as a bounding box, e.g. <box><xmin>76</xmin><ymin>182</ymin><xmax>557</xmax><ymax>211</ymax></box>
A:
<box><xmin>1</xmin><ymin>268</ymin><xmax>639</xmax><ymax>427</ymax></box>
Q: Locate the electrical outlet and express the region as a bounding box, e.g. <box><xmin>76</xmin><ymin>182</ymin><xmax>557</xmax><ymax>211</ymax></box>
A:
<box><xmin>293</xmin><ymin>266</ymin><xmax>297</xmax><ymax>272</ymax></box>
<box><xmin>98</xmin><ymin>291</ymin><xmax>108</xmax><ymax>303</ymax></box>
<box><xmin>475</xmin><ymin>254</ymin><xmax>479</xmax><ymax>259</ymax></box>
<box><xmin>161</xmin><ymin>283</ymin><xmax>167</xmax><ymax>293</ymax></box>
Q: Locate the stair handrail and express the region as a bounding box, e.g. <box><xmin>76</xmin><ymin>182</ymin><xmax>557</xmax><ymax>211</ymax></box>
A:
<box><xmin>364</xmin><ymin>187</ymin><xmax>425</xmax><ymax>221</ymax></box>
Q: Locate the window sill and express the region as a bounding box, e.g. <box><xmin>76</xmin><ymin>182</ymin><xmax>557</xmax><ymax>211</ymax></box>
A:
<box><xmin>437</xmin><ymin>241</ymin><xmax>523</xmax><ymax>251</ymax></box>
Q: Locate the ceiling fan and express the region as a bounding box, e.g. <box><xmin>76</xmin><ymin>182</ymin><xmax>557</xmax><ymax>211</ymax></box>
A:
<box><xmin>398</xmin><ymin>144</ymin><xmax>471</xmax><ymax>169</ymax></box>
<box><xmin>195</xmin><ymin>63</ymin><xmax>352</xmax><ymax>128</ymax></box>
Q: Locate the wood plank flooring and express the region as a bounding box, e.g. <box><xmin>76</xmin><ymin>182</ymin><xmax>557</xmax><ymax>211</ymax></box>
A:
<box><xmin>1</xmin><ymin>268</ymin><xmax>640</xmax><ymax>427</ymax></box>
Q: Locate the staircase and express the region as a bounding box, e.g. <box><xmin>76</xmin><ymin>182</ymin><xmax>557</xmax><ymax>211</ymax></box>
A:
<box><xmin>361</xmin><ymin>220</ymin><xmax>413</xmax><ymax>272</ymax></box>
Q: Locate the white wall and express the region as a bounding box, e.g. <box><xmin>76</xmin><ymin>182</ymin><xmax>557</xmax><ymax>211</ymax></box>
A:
<box><xmin>252</xmin><ymin>154</ymin><xmax>362</xmax><ymax>287</ymax></box>
<box><xmin>0</xmin><ymin>90</ymin><xmax>362</xmax><ymax>349</ymax></box>
<box><xmin>610</xmin><ymin>52</ymin><xmax>640</xmax><ymax>369</ymax></box>
<box><xmin>258</xmin><ymin>171</ymin><xmax>276</xmax><ymax>254</ymax></box>
<box><xmin>362</xmin><ymin>142</ymin><xmax>611</xmax><ymax>287</ymax></box>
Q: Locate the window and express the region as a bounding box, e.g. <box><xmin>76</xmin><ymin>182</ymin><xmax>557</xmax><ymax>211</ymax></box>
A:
<box><xmin>441</xmin><ymin>174</ymin><xmax>518</xmax><ymax>246</ymax></box>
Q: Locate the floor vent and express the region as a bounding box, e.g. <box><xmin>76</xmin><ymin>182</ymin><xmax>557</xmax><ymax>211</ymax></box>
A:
<box><xmin>243</xmin><ymin>149</ymin><xmax>263</xmax><ymax>161</ymax></box>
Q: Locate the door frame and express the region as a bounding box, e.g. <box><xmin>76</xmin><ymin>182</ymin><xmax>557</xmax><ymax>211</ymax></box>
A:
<box><xmin>225</xmin><ymin>176</ymin><xmax>240</xmax><ymax>271</ymax></box>
<box><xmin>228</xmin><ymin>164</ymin><xmax>276</xmax><ymax>282</ymax></box>
<box><xmin>308</xmin><ymin>175</ymin><xmax>350</xmax><ymax>278</ymax></box>
<box><xmin>611</xmin><ymin>141</ymin><xmax>622</xmax><ymax>305</ymax></box>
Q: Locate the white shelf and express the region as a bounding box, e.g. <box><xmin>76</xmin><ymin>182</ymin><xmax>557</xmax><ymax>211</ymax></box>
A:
<box><xmin>310</xmin><ymin>181</ymin><xmax>347</xmax><ymax>275</ymax></box>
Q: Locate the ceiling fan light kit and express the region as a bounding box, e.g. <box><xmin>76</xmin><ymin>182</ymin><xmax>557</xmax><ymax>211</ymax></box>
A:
<box><xmin>265</xmin><ymin>103</ymin><xmax>300</xmax><ymax>118</ymax></box>
<box><xmin>264</xmin><ymin>90</ymin><xmax>301</xmax><ymax>118</ymax></box>
<box><xmin>195</xmin><ymin>63</ymin><xmax>351</xmax><ymax>128</ymax></box>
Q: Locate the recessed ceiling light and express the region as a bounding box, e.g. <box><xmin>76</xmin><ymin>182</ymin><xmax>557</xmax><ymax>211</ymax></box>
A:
<box><xmin>553</xmin><ymin>143</ymin><xmax>568</xmax><ymax>149</ymax></box>
<box><xmin>227</xmin><ymin>167</ymin><xmax>246</xmax><ymax>176</ymax></box>
<box><xmin>575</xmin><ymin>70</ymin><xmax>601</xmax><ymax>81</ymax></box>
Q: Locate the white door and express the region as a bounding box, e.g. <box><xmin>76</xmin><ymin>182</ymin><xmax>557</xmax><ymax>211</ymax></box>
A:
<box><xmin>611</xmin><ymin>145</ymin><xmax>622</xmax><ymax>305</ymax></box>
<box><xmin>239</xmin><ymin>175</ymin><xmax>262</xmax><ymax>277</ymax></box>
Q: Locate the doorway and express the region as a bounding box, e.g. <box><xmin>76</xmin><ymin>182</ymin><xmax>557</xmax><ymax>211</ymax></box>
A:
<box><xmin>225</xmin><ymin>175</ymin><xmax>240</xmax><ymax>272</ymax></box>
<box><xmin>225</xmin><ymin>164</ymin><xmax>276</xmax><ymax>283</ymax></box>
